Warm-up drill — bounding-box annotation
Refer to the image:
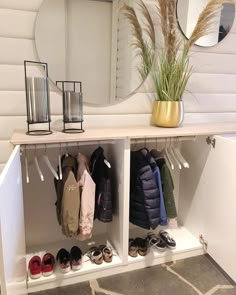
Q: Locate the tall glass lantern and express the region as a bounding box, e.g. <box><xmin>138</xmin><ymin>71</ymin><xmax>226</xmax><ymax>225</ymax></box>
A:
<box><xmin>24</xmin><ymin>61</ymin><xmax>52</xmax><ymax>135</ymax></box>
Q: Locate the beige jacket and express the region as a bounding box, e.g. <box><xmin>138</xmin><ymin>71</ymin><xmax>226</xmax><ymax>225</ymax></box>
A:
<box><xmin>61</xmin><ymin>169</ymin><xmax>80</xmax><ymax>237</ymax></box>
<box><xmin>76</xmin><ymin>153</ymin><xmax>95</xmax><ymax>241</ymax></box>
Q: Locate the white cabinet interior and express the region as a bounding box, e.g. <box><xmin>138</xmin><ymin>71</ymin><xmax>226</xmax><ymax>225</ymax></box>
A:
<box><xmin>1</xmin><ymin>126</ymin><xmax>236</xmax><ymax>294</ymax></box>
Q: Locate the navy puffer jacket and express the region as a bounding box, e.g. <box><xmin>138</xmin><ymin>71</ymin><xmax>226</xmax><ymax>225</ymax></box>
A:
<box><xmin>130</xmin><ymin>149</ymin><xmax>160</xmax><ymax>229</ymax></box>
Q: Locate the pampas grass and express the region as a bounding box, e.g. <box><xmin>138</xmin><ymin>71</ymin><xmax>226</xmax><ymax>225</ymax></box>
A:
<box><xmin>122</xmin><ymin>1</ymin><xmax>155</xmax><ymax>80</ymax></box>
<box><xmin>123</xmin><ymin>0</ymin><xmax>236</xmax><ymax>101</ymax></box>
<box><xmin>154</xmin><ymin>0</ymin><xmax>236</xmax><ymax>101</ymax></box>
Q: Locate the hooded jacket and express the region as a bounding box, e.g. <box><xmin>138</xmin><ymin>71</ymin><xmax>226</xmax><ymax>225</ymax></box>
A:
<box><xmin>130</xmin><ymin>149</ymin><xmax>160</xmax><ymax>230</ymax></box>
<box><xmin>90</xmin><ymin>147</ymin><xmax>112</xmax><ymax>222</ymax></box>
<box><xmin>54</xmin><ymin>155</ymin><xmax>80</xmax><ymax>237</ymax></box>
<box><xmin>76</xmin><ymin>153</ymin><xmax>96</xmax><ymax>241</ymax></box>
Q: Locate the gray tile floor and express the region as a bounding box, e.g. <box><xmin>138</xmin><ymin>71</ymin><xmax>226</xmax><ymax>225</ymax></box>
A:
<box><xmin>33</xmin><ymin>255</ymin><xmax>236</xmax><ymax>295</ymax></box>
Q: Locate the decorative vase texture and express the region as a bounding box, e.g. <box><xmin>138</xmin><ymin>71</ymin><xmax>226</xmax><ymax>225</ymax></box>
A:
<box><xmin>152</xmin><ymin>101</ymin><xmax>184</xmax><ymax>128</ymax></box>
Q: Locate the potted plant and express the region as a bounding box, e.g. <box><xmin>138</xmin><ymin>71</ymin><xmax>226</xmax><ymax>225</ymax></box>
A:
<box><xmin>123</xmin><ymin>0</ymin><xmax>236</xmax><ymax>127</ymax></box>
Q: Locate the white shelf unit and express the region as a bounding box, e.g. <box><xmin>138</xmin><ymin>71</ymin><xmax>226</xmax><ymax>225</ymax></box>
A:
<box><xmin>1</xmin><ymin>127</ymin><xmax>236</xmax><ymax>294</ymax></box>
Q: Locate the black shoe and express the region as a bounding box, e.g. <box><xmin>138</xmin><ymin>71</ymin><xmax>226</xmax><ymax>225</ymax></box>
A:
<box><xmin>56</xmin><ymin>248</ymin><xmax>70</xmax><ymax>273</ymax></box>
<box><xmin>146</xmin><ymin>233</ymin><xmax>167</xmax><ymax>251</ymax></box>
<box><xmin>135</xmin><ymin>237</ymin><xmax>148</xmax><ymax>256</ymax></box>
<box><xmin>129</xmin><ymin>238</ymin><xmax>139</xmax><ymax>257</ymax></box>
<box><xmin>70</xmin><ymin>246</ymin><xmax>82</xmax><ymax>271</ymax></box>
<box><xmin>159</xmin><ymin>230</ymin><xmax>176</xmax><ymax>249</ymax></box>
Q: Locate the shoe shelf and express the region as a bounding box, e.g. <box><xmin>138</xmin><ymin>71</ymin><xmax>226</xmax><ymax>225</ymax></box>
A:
<box><xmin>26</xmin><ymin>236</ymin><xmax>122</xmax><ymax>292</ymax></box>
<box><xmin>128</xmin><ymin>227</ymin><xmax>203</xmax><ymax>265</ymax></box>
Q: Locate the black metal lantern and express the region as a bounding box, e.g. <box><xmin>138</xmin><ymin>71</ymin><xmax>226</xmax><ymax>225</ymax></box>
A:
<box><xmin>24</xmin><ymin>61</ymin><xmax>52</xmax><ymax>135</ymax></box>
<box><xmin>56</xmin><ymin>81</ymin><xmax>84</xmax><ymax>133</ymax></box>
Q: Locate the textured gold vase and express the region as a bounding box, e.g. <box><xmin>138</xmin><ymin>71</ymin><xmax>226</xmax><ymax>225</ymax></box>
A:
<box><xmin>152</xmin><ymin>101</ymin><xmax>184</xmax><ymax>128</ymax></box>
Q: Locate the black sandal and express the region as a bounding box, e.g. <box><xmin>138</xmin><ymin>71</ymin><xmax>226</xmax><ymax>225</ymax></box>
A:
<box><xmin>159</xmin><ymin>230</ymin><xmax>176</xmax><ymax>249</ymax></box>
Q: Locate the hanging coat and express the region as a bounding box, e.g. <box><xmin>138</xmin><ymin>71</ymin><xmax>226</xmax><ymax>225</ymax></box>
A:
<box><xmin>161</xmin><ymin>164</ymin><xmax>177</xmax><ymax>219</ymax></box>
<box><xmin>90</xmin><ymin>147</ymin><xmax>112</xmax><ymax>222</ymax></box>
<box><xmin>130</xmin><ymin>149</ymin><xmax>160</xmax><ymax>230</ymax></box>
<box><xmin>76</xmin><ymin>153</ymin><xmax>96</xmax><ymax>241</ymax></box>
<box><xmin>151</xmin><ymin>149</ymin><xmax>177</xmax><ymax>219</ymax></box>
<box><xmin>54</xmin><ymin>155</ymin><xmax>80</xmax><ymax>237</ymax></box>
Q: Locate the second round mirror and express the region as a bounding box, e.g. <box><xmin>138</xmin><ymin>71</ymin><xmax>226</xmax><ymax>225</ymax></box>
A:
<box><xmin>177</xmin><ymin>0</ymin><xmax>235</xmax><ymax>47</ymax></box>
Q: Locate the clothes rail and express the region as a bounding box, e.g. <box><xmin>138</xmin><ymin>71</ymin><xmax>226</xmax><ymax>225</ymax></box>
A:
<box><xmin>130</xmin><ymin>136</ymin><xmax>196</xmax><ymax>145</ymax></box>
<box><xmin>20</xmin><ymin>140</ymin><xmax>116</xmax><ymax>151</ymax></box>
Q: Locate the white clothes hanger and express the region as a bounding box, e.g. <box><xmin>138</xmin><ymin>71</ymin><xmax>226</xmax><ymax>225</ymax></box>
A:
<box><xmin>163</xmin><ymin>140</ymin><xmax>174</xmax><ymax>170</ymax></box>
<box><xmin>43</xmin><ymin>145</ymin><xmax>59</xmax><ymax>180</ymax></box>
<box><xmin>43</xmin><ymin>156</ymin><xmax>59</xmax><ymax>180</ymax></box>
<box><xmin>173</xmin><ymin>148</ymin><xmax>189</xmax><ymax>169</ymax></box>
<box><xmin>34</xmin><ymin>148</ymin><xmax>44</xmax><ymax>182</ymax></box>
<box><xmin>58</xmin><ymin>144</ymin><xmax>63</xmax><ymax>180</ymax></box>
<box><xmin>104</xmin><ymin>159</ymin><xmax>111</xmax><ymax>169</ymax></box>
<box><xmin>65</xmin><ymin>143</ymin><xmax>69</xmax><ymax>157</ymax></box>
<box><xmin>96</xmin><ymin>140</ymin><xmax>111</xmax><ymax>168</ymax></box>
<box><xmin>24</xmin><ymin>148</ymin><xmax>30</xmax><ymax>184</ymax></box>
<box><xmin>169</xmin><ymin>147</ymin><xmax>182</xmax><ymax>169</ymax></box>
<box><xmin>168</xmin><ymin>140</ymin><xmax>182</xmax><ymax>170</ymax></box>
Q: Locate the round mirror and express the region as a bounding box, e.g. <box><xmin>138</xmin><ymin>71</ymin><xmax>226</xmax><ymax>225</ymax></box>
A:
<box><xmin>35</xmin><ymin>0</ymin><xmax>151</xmax><ymax>106</ymax></box>
<box><xmin>177</xmin><ymin>1</ymin><xmax>235</xmax><ymax>47</ymax></box>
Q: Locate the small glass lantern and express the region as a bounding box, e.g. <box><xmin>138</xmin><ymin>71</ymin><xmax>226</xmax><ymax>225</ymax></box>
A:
<box><xmin>24</xmin><ymin>61</ymin><xmax>52</xmax><ymax>135</ymax></box>
<box><xmin>56</xmin><ymin>81</ymin><xmax>84</xmax><ymax>133</ymax></box>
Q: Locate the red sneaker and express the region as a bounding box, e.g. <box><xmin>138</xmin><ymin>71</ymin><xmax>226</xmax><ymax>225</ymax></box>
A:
<box><xmin>28</xmin><ymin>256</ymin><xmax>42</xmax><ymax>279</ymax></box>
<box><xmin>42</xmin><ymin>253</ymin><xmax>55</xmax><ymax>277</ymax></box>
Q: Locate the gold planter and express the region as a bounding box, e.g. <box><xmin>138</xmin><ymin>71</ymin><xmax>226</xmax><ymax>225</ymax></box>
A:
<box><xmin>152</xmin><ymin>101</ymin><xmax>184</xmax><ymax>128</ymax></box>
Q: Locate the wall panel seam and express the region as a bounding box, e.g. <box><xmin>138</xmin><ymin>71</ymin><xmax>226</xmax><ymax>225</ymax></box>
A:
<box><xmin>0</xmin><ymin>35</ymin><xmax>34</xmax><ymax>41</ymax></box>
<box><xmin>0</xmin><ymin>8</ymin><xmax>37</xmax><ymax>13</ymax></box>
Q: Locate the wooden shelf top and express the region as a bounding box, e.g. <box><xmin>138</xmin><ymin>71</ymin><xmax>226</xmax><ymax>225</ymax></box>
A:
<box><xmin>11</xmin><ymin>122</ymin><xmax>236</xmax><ymax>145</ymax></box>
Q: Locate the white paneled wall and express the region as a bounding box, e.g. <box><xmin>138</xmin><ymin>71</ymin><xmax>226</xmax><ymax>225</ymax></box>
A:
<box><xmin>1</xmin><ymin>0</ymin><xmax>236</xmax><ymax>171</ymax></box>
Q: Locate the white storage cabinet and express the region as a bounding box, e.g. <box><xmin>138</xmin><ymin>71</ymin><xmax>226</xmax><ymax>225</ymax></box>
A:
<box><xmin>0</xmin><ymin>126</ymin><xmax>236</xmax><ymax>294</ymax></box>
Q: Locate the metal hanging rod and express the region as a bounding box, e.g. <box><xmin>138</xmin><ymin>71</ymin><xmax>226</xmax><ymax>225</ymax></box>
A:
<box><xmin>130</xmin><ymin>136</ymin><xmax>196</xmax><ymax>145</ymax></box>
<box><xmin>20</xmin><ymin>140</ymin><xmax>115</xmax><ymax>151</ymax></box>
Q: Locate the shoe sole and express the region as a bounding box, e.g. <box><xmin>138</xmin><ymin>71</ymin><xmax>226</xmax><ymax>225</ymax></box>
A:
<box><xmin>151</xmin><ymin>246</ymin><xmax>167</xmax><ymax>251</ymax></box>
<box><xmin>42</xmin><ymin>270</ymin><xmax>54</xmax><ymax>277</ymax></box>
<box><xmin>29</xmin><ymin>273</ymin><xmax>42</xmax><ymax>279</ymax></box>
<box><xmin>167</xmin><ymin>245</ymin><xmax>176</xmax><ymax>250</ymax></box>
<box><xmin>60</xmin><ymin>266</ymin><xmax>71</xmax><ymax>273</ymax></box>
<box><xmin>71</xmin><ymin>264</ymin><xmax>82</xmax><ymax>271</ymax></box>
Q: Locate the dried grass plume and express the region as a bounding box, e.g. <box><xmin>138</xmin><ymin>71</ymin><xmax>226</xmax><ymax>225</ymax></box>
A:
<box><xmin>187</xmin><ymin>0</ymin><xmax>236</xmax><ymax>52</ymax></box>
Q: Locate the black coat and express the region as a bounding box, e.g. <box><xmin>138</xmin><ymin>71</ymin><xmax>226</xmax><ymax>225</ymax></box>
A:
<box><xmin>130</xmin><ymin>149</ymin><xmax>160</xmax><ymax>229</ymax></box>
<box><xmin>90</xmin><ymin>147</ymin><xmax>112</xmax><ymax>222</ymax></box>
